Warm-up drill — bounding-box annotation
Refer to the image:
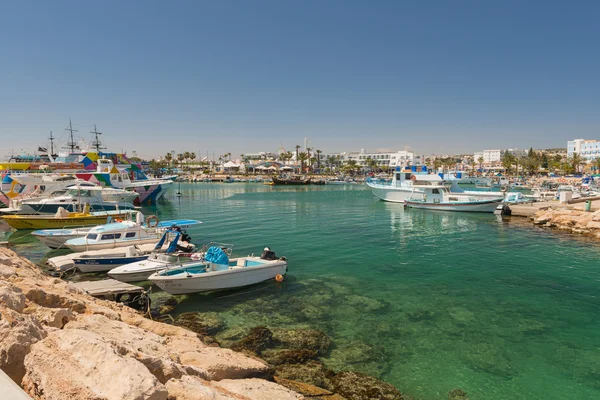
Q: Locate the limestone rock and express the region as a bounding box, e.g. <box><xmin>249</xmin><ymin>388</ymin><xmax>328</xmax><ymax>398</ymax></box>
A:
<box><xmin>178</xmin><ymin>346</ymin><xmax>272</xmax><ymax>381</ymax></box>
<box><xmin>22</xmin><ymin>329</ymin><xmax>167</xmax><ymax>400</ymax></box>
<box><xmin>0</xmin><ymin>306</ymin><xmax>46</xmax><ymax>383</ymax></box>
<box><xmin>165</xmin><ymin>375</ymin><xmax>244</xmax><ymax>400</ymax></box>
<box><xmin>448</xmin><ymin>388</ymin><xmax>469</xmax><ymax>399</ymax></box>
<box><xmin>215</xmin><ymin>378</ymin><xmax>304</xmax><ymax>399</ymax></box>
<box><xmin>65</xmin><ymin>314</ymin><xmax>209</xmax><ymax>383</ymax></box>
<box><xmin>0</xmin><ymin>281</ymin><xmax>26</xmax><ymax>312</ymax></box>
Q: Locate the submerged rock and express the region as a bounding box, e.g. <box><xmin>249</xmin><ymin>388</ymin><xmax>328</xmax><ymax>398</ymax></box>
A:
<box><xmin>273</xmin><ymin>328</ymin><xmax>331</xmax><ymax>355</ymax></box>
<box><xmin>275</xmin><ymin>360</ymin><xmax>336</xmax><ymax>390</ymax></box>
<box><xmin>331</xmin><ymin>371</ymin><xmax>404</xmax><ymax>400</ymax></box>
<box><xmin>215</xmin><ymin>378</ymin><xmax>303</xmax><ymax>399</ymax></box>
<box><xmin>448</xmin><ymin>388</ymin><xmax>469</xmax><ymax>399</ymax></box>
<box><xmin>174</xmin><ymin>311</ymin><xmax>226</xmax><ymax>337</ymax></box>
<box><xmin>231</xmin><ymin>326</ymin><xmax>274</xmax><ymax>354</ymax></box>
<box><xmin>262</xmin><ymin>348</ymin><xmax>319</xmax><ymax>365</ymax></box>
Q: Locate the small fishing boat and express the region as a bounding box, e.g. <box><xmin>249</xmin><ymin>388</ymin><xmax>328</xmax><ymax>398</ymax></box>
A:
<box><xmin>64</xmin><ymin>217</ymin><xmax>200</xmax><ymax>252</ymax></box>
<box><xmin>148</xmin><ymin>246</ymin><xmax>287</xmax><ymax>294</ymax></box>
<box><xmin>404</xmin><ymin>182</ymin><xmax>504</xmax><ymax>213</ymax></box>
<box><xmin>32</xmin><ymin>216</ymin><xmax>199</xmax><ymax>249</ymax></box>
<box><xmin>107</xmin><ymin>231</ymin><xmax>203</xmax><ymax>282</ymax></box>
<box><xmin>49</xmin><ymin>230</ymin><xmax>196</xmax><ymax>273</ymax></box>
<box><xmin>272</xmin><ymin>174</ymin><xmax>311</xmax><ymax>185</ymax></box>
<box><xmin>1</xmin><ymin>207</ymin><xmax>138</xmax><ymax>230</ymax></box>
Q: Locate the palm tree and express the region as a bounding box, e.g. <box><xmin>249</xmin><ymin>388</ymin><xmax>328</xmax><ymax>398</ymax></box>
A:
<box><xmin>344</xmin><ymin>160</ymin><xmax>358</xmax><ymax>176</ymax></box>
<box><xmin>295</xmin><ymin>145</ymin><xmax>301</xmax><ymax>164</ymax></box>
<box><xmin>478</xmin><ymin>157</ymin><xmax>484</xmax><ymax>175</ymax></box>
<box><xmin>298</xmin><ymin>152</ymin><xmax>308</xmax><ymax>173</ymax></box>
<box><xmin>366</xmin><ymin>156</ymin><xmax>378</xmax><ymax>172</ymax></box>
<box><xmin>316</xmin><ymin>150</ymin><xmax>322</xmax><ymax>171</ymax></box>
<box><xmin>164</xmin><ymin>152</ymin><xmax>173</xmax><ymax>167</ymax></box>
<box><xmin>569</xmin><ymin>152</ymin><xmax>585</xmax><ymax>174</ymax></box>
<box><xmin>593</xmin><ymin>157</ymin><xmax>600</xmax><ymax>174</ymax></box>
<box><xmin>189</xmin><ymin>152</ymin><xmax>196</xmax><ymax>167</ymax></box>
<box><xmin>433</xmin><ymin>158</ymin><xmax>442</xmax><ymax>173</ymax></box>
<box><xmin>501</xmin><ymin>151</ymin><xmax>514</xmax><ymax>175</ymax></box>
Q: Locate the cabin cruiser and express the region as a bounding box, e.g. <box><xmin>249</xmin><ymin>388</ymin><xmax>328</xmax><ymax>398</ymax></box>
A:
<box><xmin>404</xmin><ymin>181</ymin><xmax>504</xmax><ymax>213</ymax></box>
<box><xmin>2</xmin><ymin>185</ymin><xmax>138</xmax><ymax>215</ymax></box>
<box><xmin>64</xmin><ymin>215</ymin><xmax>200</xmax><ymax>252</ymax></box>
<box><xmin>368</xmin><ymin>166</ymin><xmax>523</xmax><ymax>204</ymax></box>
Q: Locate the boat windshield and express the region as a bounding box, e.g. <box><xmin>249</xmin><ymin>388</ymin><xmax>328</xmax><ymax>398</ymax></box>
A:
<box><xmin>65</xmin><ymin>189</ymin><xmax>92</xmax><ymax>197</ymax></box>
<box><xmin>87</xmin><ymin>234</ymin><xmax>98</xmax><ymax>240</ymax></box>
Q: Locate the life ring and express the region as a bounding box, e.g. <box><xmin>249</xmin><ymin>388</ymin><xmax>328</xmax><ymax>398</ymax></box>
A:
<box><xmin>558</xmin><ymin>178</ymin><xmax>567</xmax><ymax>183</ymax></box>
<box><xmin>146</xmin><ymin>215</ymin><xmax>159</xmax><ymax>228</ymax></box>
<box><xmin>500</xmin><ymin>185</ymin><xmax>509</xmax><ymax>192</ymax></box>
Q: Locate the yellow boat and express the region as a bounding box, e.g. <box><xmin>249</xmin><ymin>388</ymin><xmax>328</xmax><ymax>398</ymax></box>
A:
<box><xmin>2</xmin><ymin>210</ymin><xmax>138</xmax><ymax>230</ymax></box>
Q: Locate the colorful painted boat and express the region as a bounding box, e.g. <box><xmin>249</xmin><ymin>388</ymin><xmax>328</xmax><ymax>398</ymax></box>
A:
<box><xmin>1</xmin><ymin>209</ymin><xmax>138</xmax><ymax>230</ymax></box>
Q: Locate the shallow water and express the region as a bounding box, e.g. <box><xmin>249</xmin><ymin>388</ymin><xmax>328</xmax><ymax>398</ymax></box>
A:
<box><xmin>4</xmin><ymin>183</ymin><xmax>600</xmax><ymax>399</ymax></box>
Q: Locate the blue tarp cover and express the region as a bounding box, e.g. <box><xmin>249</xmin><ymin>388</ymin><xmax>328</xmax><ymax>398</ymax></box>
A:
<box><xmin>204</xmin><ymin>246</ymin><xmax>229</xmax><ymax>265</ymax></box>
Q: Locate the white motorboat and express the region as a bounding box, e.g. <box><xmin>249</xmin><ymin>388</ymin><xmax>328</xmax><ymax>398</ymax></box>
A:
<box><xmin>107</xmin><ymin>232</ymin><xmax>204</xmax><ymax>282</ymax></box>
<box><xmin>148</xmin><ymin>246</ymin><xmax>287</xmax><ymax>294</ymax></box>
<box><xmin>3</xmin><ymin>185</ymin><xmax>137</xmax><ymax>215</ymax></box>
<box><xmin>48</xmin><ymin>230</ymin><xmax>196</xmax><ymax>273</ymax></box>
<box><xmin>404</xmin><ymin>181</ymin><xmax>504</xmax><ymax>213</ymax></box>
<box><xmin>64</xmin><ymin>216</ymin><xmax>200</xmax><ymax>252</ymax></box>
<box><xmin>47</xmin><ymin>243</ymin><xmax>157</xmax><ymax>272</ymax></box>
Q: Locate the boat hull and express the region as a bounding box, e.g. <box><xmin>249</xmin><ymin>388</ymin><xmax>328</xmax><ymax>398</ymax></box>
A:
<box><xmin>108</xmin><ymin>261</ymin><xmax>169</xmax><ymax>282</ymax></box>
<box><xmin>1</xmin><ymin>211</ymin><xmax>135</xmax><ymax>230</ymax></box>
<box><xmin>67</xmin><ymin>236</ymin><xmax>160</xmax><ymax>252</ymax></box>
<box><xmin>32</xmin><ymin>228</ymin><xmax>91</xmax><ymax>249</ymax></box>
<box><xmin>368</xmin><ymin>183</ymin><xmax>424</xmax><ymax>203</ymax></box>
<box><xmin>75</xmin><ymin>256</ymin><xmax>149</xmax><ymax>273</ymax></box>
<box><xmin>150</xmin><ymin>261</ymin><xmax>287</xmax><ymax>294</ymax></box>
<box><xmin>405</xmin><ymin>199</ymin><xmax>503</xmax><ymax>213</ymax></box>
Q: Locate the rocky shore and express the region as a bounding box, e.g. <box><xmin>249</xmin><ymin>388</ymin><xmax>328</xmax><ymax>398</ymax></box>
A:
<box><xmin>531</xmin><ymin>207</ymin><xmax>600</xmax><ymax>237</ymax></box>
<box><xmin>0</xmin><ymin>247</ymin><xmax>423</xmax><ymax>399</ymax></box>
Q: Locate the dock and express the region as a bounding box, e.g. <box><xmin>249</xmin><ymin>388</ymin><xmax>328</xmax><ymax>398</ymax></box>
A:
<box><xmin>74</xmin><ymin>279</ymin><xmax>144</xmax><ymax>297</ymax></box>
<box><xmin>508</xmin><ymin>196</ymin><xmax>600</xmax><ymax>218</ymax></box>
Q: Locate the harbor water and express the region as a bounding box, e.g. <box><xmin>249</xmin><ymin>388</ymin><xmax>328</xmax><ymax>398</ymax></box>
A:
<box><xmin>4</xmin><ymin>183</ymin><xmax>600</xmax><ymax>400</ymax></box>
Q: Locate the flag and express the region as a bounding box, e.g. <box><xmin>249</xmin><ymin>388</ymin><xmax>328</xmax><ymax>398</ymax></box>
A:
<box><xmin>38</xmin><ymin>147</ymin><xmax>47</xmax><ymax>153</ymax></box>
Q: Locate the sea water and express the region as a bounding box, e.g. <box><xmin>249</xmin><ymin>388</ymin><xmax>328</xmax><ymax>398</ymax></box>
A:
<box><xmin>5</xmin><ymin>183</ymin><xmax>599</xmax><ymax>400</ymax></box>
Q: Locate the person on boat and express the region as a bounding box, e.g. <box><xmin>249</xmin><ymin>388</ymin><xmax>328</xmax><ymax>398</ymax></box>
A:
<box><xmin>260</xmin><ymin>247</ymin><xmax>277</xmax><ymax>260</ymax></box>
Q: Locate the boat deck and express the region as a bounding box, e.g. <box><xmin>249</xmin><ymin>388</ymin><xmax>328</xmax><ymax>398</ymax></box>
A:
<box><xmin>74</xmin><ymin>279</ymin><xmax>144</xmax><ymax>297</ymax></box>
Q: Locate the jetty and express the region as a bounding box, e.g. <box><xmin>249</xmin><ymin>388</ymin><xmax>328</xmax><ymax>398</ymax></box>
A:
<box><xmin>73</xmin><ymin>279</ymin><xmax>145</xmax><ymax>298</ymax></box>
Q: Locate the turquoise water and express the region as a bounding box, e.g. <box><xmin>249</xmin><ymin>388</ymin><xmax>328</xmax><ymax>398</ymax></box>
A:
<box><xmin>3</xmin><ymin>183</ymin><xmax>600</xmax><ymax>399</ymax></box>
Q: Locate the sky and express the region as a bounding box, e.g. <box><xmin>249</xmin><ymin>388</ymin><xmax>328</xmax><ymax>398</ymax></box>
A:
<box><xmin>1</xmin><ymin>0</ymin><xmax>599</xmax><ymax>160</ymax></box>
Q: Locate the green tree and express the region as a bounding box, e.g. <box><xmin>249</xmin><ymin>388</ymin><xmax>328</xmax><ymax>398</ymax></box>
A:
<box><xmin>501</xmin><ymin>151</ymin><xmax>515</xmax><ymax>175</ymax></box>
<box><xmin>298</xmin><ymin>152</ymin><xmax>308</xmax><ymax>173</ymax></box>
<box><xmin>316</xmin><ymin>149</ymin><xmax>322</xmax><ymax>171</ymax></box>
<box><xmin>568</xmin><ymin>152</ymin><xmax>585</xmax><ymax>174</ymax></box>
<box><xmin>366</xmin><ymin>156</ymin><xmax>378</xmax><ymax>172</ymax></box>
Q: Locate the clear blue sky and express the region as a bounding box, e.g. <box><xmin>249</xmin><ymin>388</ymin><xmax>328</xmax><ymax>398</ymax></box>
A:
<box><xmin>1</xmin><ymin>0</ymin><xmax>598</xmax><ymax>159</ymax></box>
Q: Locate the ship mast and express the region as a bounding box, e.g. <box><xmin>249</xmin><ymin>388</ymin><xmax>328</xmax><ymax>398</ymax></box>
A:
<box><xmin>64</xmin><ymin>119</ymin><xmax>78</xmax><ymax>152</ymax></box>
<box><xmin>48</xmin><ymin>131</ymin><xmax>56</xmax><ymax>157</ymax></box>
<box><xmin>90</xmin><ymin>124</ymin><xmax>105</xmax><ymax>153</ymax></box>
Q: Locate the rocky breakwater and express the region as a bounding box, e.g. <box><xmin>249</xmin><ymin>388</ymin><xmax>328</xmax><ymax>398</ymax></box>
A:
<box><xmin>532</xmin><ymin>207</ymin><xmax>600</xmax><ymax>237</ymax></box>
<box><xmin>0</xmin><ymin>247</ymin><xmax>303</xmax><ymax>400</ymax></box>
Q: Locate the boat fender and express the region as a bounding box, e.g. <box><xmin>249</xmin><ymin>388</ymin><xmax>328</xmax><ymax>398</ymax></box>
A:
<box><xmin>275</xmin><ymin>274</ymin><xmax>284</xmax><ymax>283</ymax></box>
<box><xmin>146</xmin><ymin>215</ymin><xmax>159</xmax><ymax>228</ymax></box>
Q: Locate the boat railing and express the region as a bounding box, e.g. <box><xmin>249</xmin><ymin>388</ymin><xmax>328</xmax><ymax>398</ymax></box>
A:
<box><xmin>201</xmin><ymin>242</ymin><xmax>234</xmax><ymax>256</ymax></box>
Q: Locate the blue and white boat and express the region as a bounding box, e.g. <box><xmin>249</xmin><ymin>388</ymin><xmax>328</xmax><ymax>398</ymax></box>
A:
<box><xmin>148</xmin><ymin>245</ymin><xmax>287</xmax><ymax>294</ymax></box>
<box><xmin>33</xmin><ymin>214</ymin><xmax>200</xmax><ymax>249</ymax></box>
<box><xmin>47</xmin><ymin>230</ymin><xmax>195</xmax><ymax>273</ymax></box>
<box><xmin>107</xmin><ymin>231</ymin><xmax>203</xmax><ymax>282</ymax></box>
<box><xmin>404</xmin><ymin>181</ymin><xmax>504</xmax><ymax>213</ymax></box>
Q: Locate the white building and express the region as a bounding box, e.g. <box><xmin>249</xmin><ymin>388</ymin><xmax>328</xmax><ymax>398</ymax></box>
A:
<box><xmin>344</xmin><ymin>149</ymin><xmax>422</xmax><ymax>168</ymax></box>
<box><xmin>568</xmin><ymin>139</ymin><xmax>600</xmax><ymax>162</ymax></box>
<box><xmin>473</xmin><ymin>149</ymin><xmax>526</xmax><ymax>164</ymax></box>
